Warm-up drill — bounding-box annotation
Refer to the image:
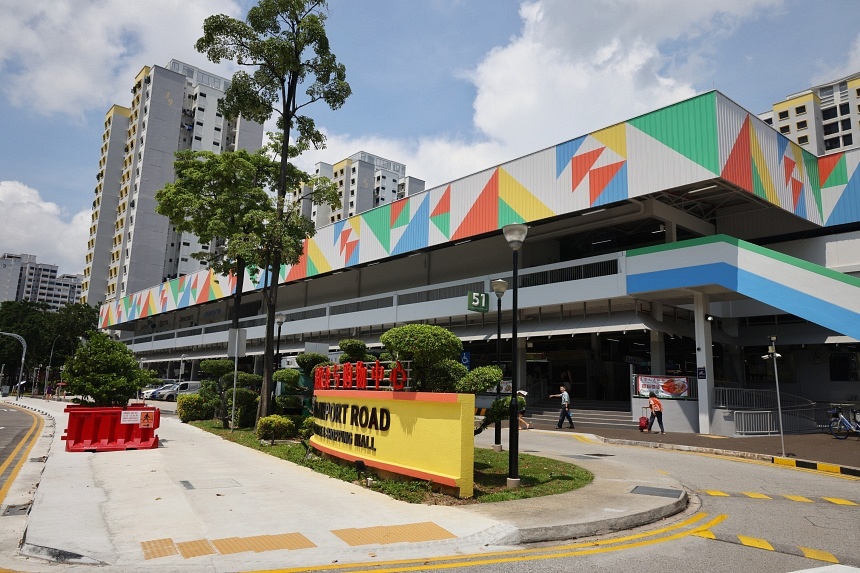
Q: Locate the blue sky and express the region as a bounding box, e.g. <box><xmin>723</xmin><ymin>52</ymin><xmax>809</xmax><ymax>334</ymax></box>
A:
<box><xmin>1</xmin><ymin>0</ymin><xmax>859</xmax><ymax>276</ymax></box>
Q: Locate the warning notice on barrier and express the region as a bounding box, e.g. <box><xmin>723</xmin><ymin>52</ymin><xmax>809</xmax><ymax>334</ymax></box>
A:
<box><xmin>120</xmin><ymin>411</ymin><xmax>141</xmax><ymax>424</ymax></box>
<box><xmin>139</xmin><ymin>411</ymin><xmax>154</xmax><ymax>428</ymax></box>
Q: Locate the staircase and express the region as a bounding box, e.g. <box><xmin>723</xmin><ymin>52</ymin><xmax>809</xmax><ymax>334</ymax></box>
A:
<box><xmin>524</xmin><ymin>399</ymin><xmax>639</xmax><ymax>431</ymax></box>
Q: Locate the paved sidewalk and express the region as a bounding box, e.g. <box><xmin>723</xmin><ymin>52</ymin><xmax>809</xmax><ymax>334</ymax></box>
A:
<box><xmin>1</xmin><ymin>397</ymin><xmax>690</xmax><ymax>573</ymax></box>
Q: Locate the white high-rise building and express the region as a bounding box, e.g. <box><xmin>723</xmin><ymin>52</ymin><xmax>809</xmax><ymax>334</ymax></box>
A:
<box><xmin>0</xmin><ymin>253</ymin><xmax>82</xmax><ymax>310</ymax></box>
<box><xmin>82</xmin><ymin>59</ymin><xmax>264</xmax><ymax>305</ymax></box>
<box><xmin>758</xmin><ymin>72</ymin><xmax>860</xmax><ymax>155</ymax></box>
<box><xmin>294</xmin><ymin>151</ymin><xmax>424</xmax><ymax>227</ymax></box>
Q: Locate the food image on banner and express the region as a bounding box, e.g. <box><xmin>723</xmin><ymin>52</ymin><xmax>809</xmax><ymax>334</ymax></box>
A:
<box><xmin>636</xmin><ymin>375</ymin><xmax>690</xmax><ymax>398</ymax></box>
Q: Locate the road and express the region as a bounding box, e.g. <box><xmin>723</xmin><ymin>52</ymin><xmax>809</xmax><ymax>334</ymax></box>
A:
<box><xmin>294</xmin><ymin>431</ymin><xmax>860</xmax><ymax>573</ymax></box>
<box><xmin>0</xmin><ymin>405</ymin><xmax>42</xmax><ymax>506</ymax></box>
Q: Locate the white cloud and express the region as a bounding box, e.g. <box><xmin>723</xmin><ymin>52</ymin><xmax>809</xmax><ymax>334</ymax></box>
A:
<box><xmin>811</xmin><ymin>33</ymin><xmax>860</xmax><ymax>86</ymax></box>
<box><xmin>299</xmin><ymin>0</ymin><xmax>782</xmax><ymax>189</ymax></box>
<box><xmin>0</xmin><ymin>0</ymin><xmax>242</xmax><ymax>119</ymax></box>
<box><xmin>0</xmin><ymin>181</ymin><xmax>89</xmax><ymax>275</ymax></box>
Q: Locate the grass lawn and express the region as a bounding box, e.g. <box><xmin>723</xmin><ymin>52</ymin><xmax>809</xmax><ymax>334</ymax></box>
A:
<box><xmin>190</xmin><ymin>420</ymin><xmax>592</xmax><ymax>504</ymax></box>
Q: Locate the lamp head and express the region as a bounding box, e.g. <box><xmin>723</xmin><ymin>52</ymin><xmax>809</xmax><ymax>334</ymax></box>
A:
<box><xmin>275</xmin><ymin>313</ymin><xmax>286</xmax><ymax>326</ymax></box>
<box><xmin>502</xmin><ymin>223</ymin><xmax>529</xmax><ymax>251</ymax></box>
<box><xmin>491</xmin><ymin>278</ymin><xmax>508</xmax><ymax>297</ymax></box>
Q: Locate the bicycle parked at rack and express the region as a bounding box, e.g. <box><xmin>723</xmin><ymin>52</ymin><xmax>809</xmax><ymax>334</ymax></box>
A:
<box><xmin>827</xmin><ymin>405</ymin><xmax>860</xmax><ymax>439</ymax></box>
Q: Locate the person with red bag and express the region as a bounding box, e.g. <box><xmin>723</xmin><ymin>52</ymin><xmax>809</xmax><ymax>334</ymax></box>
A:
<box><xmin>645</xmin><ymin>391</ymin><xmax>665</xmax><ymax>434</ymax></box>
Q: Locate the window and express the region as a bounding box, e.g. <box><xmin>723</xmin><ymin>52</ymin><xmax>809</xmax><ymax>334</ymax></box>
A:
<box><xmin>822</xmin><ymin>107</ymin><xmax>838</xmax><ymax>120</ymax></box>
<box><xmin>199</xmin><ymin>92</ymin><xmax>207</xmax><ymax>97</ymax></box>
<box><xmin>839</xmin><ymin>103</ymin><xmax>849</xmax><ymax>115</ymax></box>
<box><xmin>843</xmin><ymin>134</ymin><xmax>853</xmax><ymax>146</ymax></box>
<box><xmin>823</xmin><ymin>122</ymin><xmax>839</xmax><ymax>135</ymax></box>
<box><xmin>778</xmin><ymin>110</ymin><xmax>789</xmax><ymax>120</ymax></box>
<box><xmin>796</xmin><ymin>120</ymin><xmax>807</xmax><ymax>130</ymax></box>
<box><xmin>824</xmin><ymin>137</ymin><xmax>841</xmax><ymax>151</ymax></box>
<box><xmin>197</xmin><ymin>107</ymin><xmax>205</xmax><ymax>113</ymax></box>
<box><xmin>798</xmin><ymin>135</ymin><xmax>809</xmax><ymax>145</ymax></box>
<box><xmin>841</xmin><ymin>119</ymin><xmax>851</xmax><ymax>131</ymax></box>
<box><xmin>764</xmin><ymin>118</ymin><xmax>773</xmax><ymax>125</ymax></box>
<box><xmin>194</xmin><ymin>136</ymin><xmax>201</xmax><ymax>141</ymax></box>
<box><xmin>196</xmin><ymin>121</ymin><xmax>203</xmax><ymax>126</ymax></box>
<box><xmin>214</xmin><ymin>126</ymin><xmax>221</xmax><ymax>132</ymax></box>
<box><xmin>779</xmin><ymin>125</ymin><xmax>790</xmax><ymax>134</ymax></box>
<box><xmin>795</xmin><ymin>105</ymin><xmax>806</xmax><ymax>115</ymax></box>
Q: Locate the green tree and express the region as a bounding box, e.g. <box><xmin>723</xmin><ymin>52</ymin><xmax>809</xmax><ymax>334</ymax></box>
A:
<box><xmin>63</xmin><ymin>332</ymin><xmax>155</xmax><ymax>406</ymax></box>
<box><xmin>198</xmin><ymin>359</ymin><xmax>235</xmax><ymax>428</ymax></box>
<box><xmin>379</xmin><ymin>324</ymin><xmax>464</xmax><ymax>392</ymax></box>
<box><xmin>196</xmin><ymin>0</ymin><xmax>351</xmax><ymax>421</ymax></box>
<box><xmin>0</xmin><ymin>301</ymin><xmax>97</xmax><ymax>386</ymax></box>
<box><xmin>155</xmin><ymin>149</ymin><xmax>277</xmax><ymax>336</ymax></box>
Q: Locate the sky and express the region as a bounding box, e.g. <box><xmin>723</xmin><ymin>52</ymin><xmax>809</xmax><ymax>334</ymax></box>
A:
<box><xmin>1</xmin><ymin>0</ymin><xmax>859</xmax><ymax>276</ymax></box>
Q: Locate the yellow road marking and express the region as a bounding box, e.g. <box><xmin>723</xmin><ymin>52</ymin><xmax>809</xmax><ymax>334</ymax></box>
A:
<box><xmin>737</xmin><ymin>535</ymin><xmax>774</xmax><ymax>551</ymax></box>
<box><xmin>246</xmin><ymin>513</ymin><xmax>725</xmax><ymax>573</ymax></box>
<box><xmin>703</xmin><ymin>490</ymin><xmax>730</xmax><ymax>496</ymax></box>
<box><xmin>822</xmin><ymin>497</ymin><xmax>857</xmax><ymax>506</ymax></box>
<box><xmin>0</xmin><ymin>405</ymin><xmax>44</xmax><ymax>505</ymax></box>
<box><xmin>741</xmin><ymin>492</ymin><xmax>772</xmax><ymax>500</ymax></box>
<box><xmin>799</xmin><ymin>546</ymin><xmax>839</xmax><ymax>563</ymax></box>
<box><xmin>773</xmin><ymin>457</ymin><xmax>795</xmax><ymax>467</ymax></box>
<box><xmin>570</xmin><ymin>434</ymin><xmax>596</xmax><ymax>444</ymax></box>
<box><xmin>692</xmin><ymin>530</ymin><xmax>716</xmax><ymax>539</ymax></box>
<box><xmin>782</xmin><ymin>495</ymin><xmax>813</xmax><ymax>503</ymax></box>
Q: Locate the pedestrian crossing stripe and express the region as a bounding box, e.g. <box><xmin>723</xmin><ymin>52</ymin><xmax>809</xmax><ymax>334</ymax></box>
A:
<box><xmin>698</xmin><ymin>491</ymin><xmax>857</xmax><ymax>505</ymax></box>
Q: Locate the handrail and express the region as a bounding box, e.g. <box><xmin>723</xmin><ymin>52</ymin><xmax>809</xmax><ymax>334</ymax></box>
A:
<box><xmin>714</xmin><ymin>387</ymin><xmax>813</xmax><ymax>410</ymax></box>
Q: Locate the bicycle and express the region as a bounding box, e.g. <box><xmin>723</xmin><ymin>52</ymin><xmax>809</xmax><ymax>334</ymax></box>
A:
<box><xmin>827</xmin><ymin>405</ymin><xmax>860</xmax><ymax>439</ymax></box>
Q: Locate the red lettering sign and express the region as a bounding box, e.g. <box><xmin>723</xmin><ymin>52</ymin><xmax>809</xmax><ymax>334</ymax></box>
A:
<box><xmin>390</xmin><ymin>361</ymin><xmax>407</xmax><ymax>390</ymax></box>
<box><xmin>342</xmin><ymin>362</ymin><xmax>353</xmax><ymax>389</ymax></box>
<box><xmin>370</xmin><ymin>360</ymin><xmax>386</xmax><ymax>390</ymax></box>
<box><xmin>355</xmin><ymin>361</ymin><xmax>367</xmax><ymax>389</ymax></box>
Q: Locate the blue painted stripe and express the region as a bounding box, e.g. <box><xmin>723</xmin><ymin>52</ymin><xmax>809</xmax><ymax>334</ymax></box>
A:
<box><xmin>627</xmin><ymin>263</ymin><xmax>738</xmax><ymax>294</ymax></box>
<box><xmin>628</xmin><ymin>259</ymin><xmax>860</xmax><ymax>340</ymax></box>
<box><xmin>738</xmin><ymin>270</ymin><xmax>860</xmax><ymax>339</ymax></box>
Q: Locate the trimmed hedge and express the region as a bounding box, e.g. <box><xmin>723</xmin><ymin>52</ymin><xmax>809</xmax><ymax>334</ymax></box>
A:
<box><xmin>176</xmin><ymin>393</ymin><xmax>215</xmax><ymax>423</ymax></box>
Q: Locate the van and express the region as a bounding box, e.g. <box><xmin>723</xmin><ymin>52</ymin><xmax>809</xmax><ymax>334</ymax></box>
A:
<box><xmin>161</xmin><ymin>381</ymin><xmax>200</xmax><ymax>402</ymax></box>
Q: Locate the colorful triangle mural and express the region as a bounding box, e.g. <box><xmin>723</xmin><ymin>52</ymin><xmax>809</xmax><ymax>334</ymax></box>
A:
<box><xmin>452</xmin><ymin>170</ymin><xmax>499</xmax><ymax>240</ymax></box>
<box><xmin>721</xmin><ymin>115</ymin><xmax>753</xmax><ymax>191</ymax></box>
<box><xmin>820</xmin><ymin>153</ymin><xmax>847</xmax><ymax>188</ymax></box>
<box><xmin>590</xmin><ymin>162</ymin><xmax>627</xmax><ymax>205</ymax></box>
<box><xmin>497</xmin><ymin>168</ymin><xmax>554</xmax><ymax>224</ymax></box>
<box><xmin>572</xmin><ymin>148</ymin><xmax>604</xmax><ymax>191</ymax></box>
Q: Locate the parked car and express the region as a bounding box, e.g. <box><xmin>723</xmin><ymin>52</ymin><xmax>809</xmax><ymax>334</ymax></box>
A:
<box><xmin>143</xmin><ymin>382</ymin><xmax>175</xmax><ymax>400</ymax></box>
<box><xmin>160</xmin><ymin>381</ymin><xmax>200</xmax><ymax>402</ymax></box>
<box><xmin>138</xmin><ymin>383</ymin><xmax>162</xmax><ymax>399</ymax></box>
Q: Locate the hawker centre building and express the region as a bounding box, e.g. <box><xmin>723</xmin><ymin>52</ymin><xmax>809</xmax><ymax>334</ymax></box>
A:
<box><xmin>99</xmin><ymin>90</ymin><xmax>860</xmax><ymax>436</ymax></box>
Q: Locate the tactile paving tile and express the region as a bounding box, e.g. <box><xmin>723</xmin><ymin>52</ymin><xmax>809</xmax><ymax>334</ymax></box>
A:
<box><xmin>141</xmin><ymin>538</ymin><xmax>178</xmax><ymax>560</ymax></box>
<box><xmin>175</xmin><ymin>539</ymin><xmax>216</xmax><ymax>558</ymax></box>
<box><xmin>210</xmin><ymin>533</ymin><xmax>317</xmax><ymax>555</ymax></box>
<box><xmin>332</xmin><ymin>521</ymin><xmax>456</xmax><ymax>546</ymax></box>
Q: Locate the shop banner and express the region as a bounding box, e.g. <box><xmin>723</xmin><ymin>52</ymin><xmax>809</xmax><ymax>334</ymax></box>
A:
<box><xmin>636</xmin><ymin>375</ymin><xmax>690</xmax><ymax>398</ymax></box>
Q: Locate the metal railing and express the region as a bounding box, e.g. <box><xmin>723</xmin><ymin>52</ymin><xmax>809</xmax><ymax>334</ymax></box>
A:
<box><xmin>734</xmin><ymin>405</ymin><xmax>832</xmax><ymax>435</ymax></box>
<box><xmin>714</xmin><ymin>387</ymin><xmax>813</xmax><ymax>410</ymax></box>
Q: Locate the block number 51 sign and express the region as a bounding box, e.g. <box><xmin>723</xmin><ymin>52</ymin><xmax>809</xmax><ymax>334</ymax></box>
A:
<box><xmin>467</xmin><ymin>291</ymin><xmax>489</xmax><ymax>313</ymax></box>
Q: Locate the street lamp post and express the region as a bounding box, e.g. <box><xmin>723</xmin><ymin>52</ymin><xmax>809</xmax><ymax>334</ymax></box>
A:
<box><xmin>179</xmin><ymin>354</ymin><xmax>187</xmax><ymax>384</ymax></box>
<box><xmin>45</xmin><ymin>334</ymin><xmax>60</xmax><ymax>389</ymax></box>
<box><xmin>490</xmin><ymin>279</ymin><xmax>508</xmax><ymax>451</ymax></box>
<box><xmin>275</xmin><ymin>314</ymin><xmax>286</xmax><ymax>371</ymax></box>
<box><xmin>502</xmin><ymin>223</ymin><xmax>528</xmax><ymax>488</ymax></box>
<box><xmin>763</xmin><ymin>335</ymin><xmax>786</xmax><ymax>457</ymax></box>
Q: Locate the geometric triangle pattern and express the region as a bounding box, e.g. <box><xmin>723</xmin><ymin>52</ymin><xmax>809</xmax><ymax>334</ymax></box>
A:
<box><xmin>100</xmin><ymin>90</ymin><xmax>860</xmax><ymax>326</ymax></box>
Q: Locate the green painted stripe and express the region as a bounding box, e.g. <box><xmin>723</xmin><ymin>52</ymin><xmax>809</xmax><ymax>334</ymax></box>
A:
<box><xmin>627</xmin><ymin>235</ymin><xmax>860</xmax><ymax>289</ymax></box>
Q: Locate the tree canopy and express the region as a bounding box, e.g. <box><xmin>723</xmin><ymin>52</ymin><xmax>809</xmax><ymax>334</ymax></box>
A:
<box><xmin>195</xmin><ymin>0</ymin><xmax>351</xmax><ymax>421</ymax></box>
<box><xmin>63</xmin><ymin>332</ymin><xmax>155</xmax><ymax>406</ymax></box>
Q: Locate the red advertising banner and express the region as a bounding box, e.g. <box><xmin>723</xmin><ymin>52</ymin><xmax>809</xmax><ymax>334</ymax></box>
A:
<box><xmin>635</xmin><ymin>375</ymin><xmax>691</xmax><ymax>399</ymax></box>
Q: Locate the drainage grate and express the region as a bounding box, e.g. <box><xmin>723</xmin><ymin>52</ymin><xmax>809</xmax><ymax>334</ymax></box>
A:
<box><xmin>631</xmin><ymin>486</ymin><xmax>683</xmax><ymax>499</ymax></box>
<box><xmin>3</xmin><ymin>503</ymin><xmax>31</xmax><ymax>516</ymax></box>
<box><xmin>29</xmin><ymin>456</ymin><xmax>47</xmax><ymax>463</ymax></box>
<box><xmin>179</xmin><ymin>478</ymin><xmax>241</xmax><ymax>490</ymax></box>
<box><xmin>179</xmin><ymin>480</ymin><xmax>194</xmax><ymax>490</ymax></box>
<box><xmin>585</xmin><ymin>453</ymin><xmax>614</xmax><ymax>457</ymax></box>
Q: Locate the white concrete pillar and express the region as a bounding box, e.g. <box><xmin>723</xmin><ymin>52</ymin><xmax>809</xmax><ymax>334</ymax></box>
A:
<box><xmin>649</xmin><ymin>302</ymin><xmax>666</xmax><ymax>375</ymax></box>
<box><xmin>693</xmin><ymin>292</ymin><xmax>715</xmax><ymax>434</ymax></box>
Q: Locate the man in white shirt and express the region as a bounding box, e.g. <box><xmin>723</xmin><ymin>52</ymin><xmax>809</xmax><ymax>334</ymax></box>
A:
<box><xmin>549</xmin><ymin>385</ymin><xmax>574</xmax><ymax>429</ymax></box>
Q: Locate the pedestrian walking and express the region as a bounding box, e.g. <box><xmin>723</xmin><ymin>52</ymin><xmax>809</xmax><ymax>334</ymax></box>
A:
<box><xmin>646</xmin><ymin>391</ymin><xmax>665</xmax><ymax>434</ymax></box>
<box><xmin>517</xmin><ymin>390</ymin><xmax>531</xmax><ymax>429</ymax></box>
<box><xmin>45</xmin><ymin>385</ymin><xmax>53</xmax><ymax>401</ymax></box>
<box><xmin>549</xmin><ymin>385</ymin><xmax>574</xmax><ymax>429</ymax></box>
